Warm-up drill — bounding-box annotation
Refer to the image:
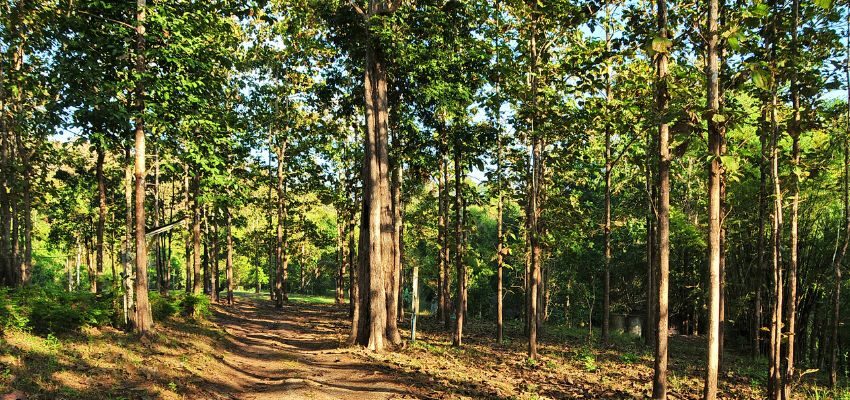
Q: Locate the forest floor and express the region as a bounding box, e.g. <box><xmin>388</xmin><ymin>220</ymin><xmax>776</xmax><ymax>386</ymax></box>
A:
<box><xmin>0</xmin><ymin>292</ymin><xmax>842</xmax><ymax>399</ymax></box>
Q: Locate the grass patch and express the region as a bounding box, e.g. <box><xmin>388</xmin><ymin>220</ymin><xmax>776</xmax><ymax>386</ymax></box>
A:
<box><xmin>287</xmin><ymin>293</ymin><xmax>336</xmax><ymax>305</ymax></box>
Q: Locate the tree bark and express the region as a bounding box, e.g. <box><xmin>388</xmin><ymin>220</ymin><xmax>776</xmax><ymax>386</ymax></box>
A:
<box><xmin>226</xmin><ymin>207</ymin><xmax>234</xmax><ymax>305</ymax></box>
<box><xmin>275</xmin><ymin>138</ymin><xmax>289</xmax><ymax>306</ymax></box>
<box><xmin>784</xmin><ymin>0</ymin><xmax>801</xmax><ymax>395</ymax></box>
<box><xmin>452</xmin><ymin>140</ymin><xmax>466</xmax><ymax>347</ymax></box>
<box><xmin>192</xmin><ymin>173</ymin><xmax>202</xmax><ymax>295</ymax></box>
<box><xmin>653</xmin><ymin>0</ymin><xmax>671</xmax><ymax>393</ymax></box>
<box><xmin>439</xmin><ymin>124</ymin><xmax>451</xmax><ymax>329</ymax></box>
<box><xmin>602</xmin><ymin>0</ymin><xmax>613</xmax><ymax>345</ymax></box>
<box><xmin>184</xmin><ymin>165</ymin><xmax>191</xmax><ymax>293</ymax></box>
<box><xmin>132</xmin><ymin>0</ymin><xmax>153</xmax><ymax>334</ymax></box>
<box><xmin>496</xmin><ymin>125</ymin><xmax>504</xmax><ymax>343</ymax></box>
<box><xmin>704</xmin><ymin>0</ymin><xmax>723</xmax><ymax>394</ymax></box>
<box><xmin>350</xmin><ymin>25</ymin><xmax>395</xmax><ymax>351</ymax></box>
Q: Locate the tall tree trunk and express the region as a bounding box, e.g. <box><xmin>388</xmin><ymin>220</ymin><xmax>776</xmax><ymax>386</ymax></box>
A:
<box><xmin>202</xmin><ymin>208</ymin><xmax>211</xmax><ymax>295</ymax></box>
<box><xmin>602</xmin><ymin>0</ymin><xmax>613</xmax><ymax>345</ymax></box>
<box><xmin>768</xmin><ymin>85</ymin><xmax>784</xmax><ymax>400</ymax></box>
<box><xmin>831</xmin><ymin>26</ymin><xmax>850</xmax><ymax>384</ymax></box>
<box><xmin>337</xmin><ymin>214</ymin><xmax>346</xmax><ymax>304</ymax></box>
<box><xmin>153</xmin><ymin>148</ymin><xmax>163</xmax><ymax>294</ymax></box>
<box><xmin>0</xmin><ymin>48</ymin><xmax>9</xmax><ymax>287</ymax></box>
<box><xmin>439</xmin><ymin>125</ymin><xmax>450</xmax><ymax>329</ymax></box>
<box><xmin>212</xmin><ymin>218</ymin><xmax>220</xmax><ymax>303</ymax></box>
<box><xmin>17</xmin><ymin>136</ymin><xmax>31</xmax><ymax>286</ymax></box>
<box><xmin>226</xmin><ymin>207</ymin><xmax>234</xmax><ymax>305</ymax></box>
<box><xmin>349</xmin><ymin>205</ymin><xmax>357</xmax><ymax>317</ymax></box>
<box><xmin>653</xmin><ymin>0</ymin><xmax>671</xmax><ymax>393</ymax></box>
<box><xmin>453</xmin><ymin>141</ymin><xmax>466</xmax><ymax>347</ymax></box>
<box><xmin>784</xmin><ymin>0</ymin><xmax>801</xmax><ymax>395</ymax></box>
<box><xmin>275</xmin><ymin>139</ymin><xmax>289</xmax><ymax>306</ymax></box>
<box><xmin>94</xmin><ymin>143</ymin><xmax>107</xmax><ymax>293</ymax></box>
<box><xmin>184</xmin><ymin>165</ymin><xmax>191</xmax><ymax>293</ymax></box>
<box><xmin>124</xmin><ymin>146</ymin><xmax>134</xmax><ymax>325</ymax></box>
<box><xmin>704</xmin><ymin>0</ymin><xmax>723</xmax><ymax>394</ymax></box>
<box><xmin>132</xmin><ymin>0</ymin><xmax>153</xmax><ymax>334</ymax></box>
<box><xmin>527</xmin><ymin>4</ymin><xmax>542</xmax><ymax>359</ymax></box>
<box><xmin>496</xmin><ymin>126</ymin><xmax>504</xmax><ymax>343</ymax></box>
<box><xmin>645</xmin><ymin>127</ymin><xmax>656</xmax><ymax>347</ymax></box>
<box><xmin>192</xmin><ymin>173</ymin><xmax>202</xmax><ymax>295</ymax></box>
<box><xmin>387</xmin><ymin>136</ymin><xmax>402</xmax><ymax>342</ymax></box>
<box><xmin>349</xmin><ymin>0</ymin><xmax>402</xmax><ymax>352</ymax></box>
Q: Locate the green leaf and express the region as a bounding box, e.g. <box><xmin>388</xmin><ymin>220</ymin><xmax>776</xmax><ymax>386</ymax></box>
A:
<box><xmin>814</xmin><ymin>0</ymin><xmax>832</xmax><ymax>10</ymax></box>
<box><xmin>651</xmin><ymin>36</ymin><xmax>673</xmax><ymax>54</ymax></box>
<box><xmin>751</xmin><ymin>68</ymin><xmax>771</xmax><ymax>91</ymax></box>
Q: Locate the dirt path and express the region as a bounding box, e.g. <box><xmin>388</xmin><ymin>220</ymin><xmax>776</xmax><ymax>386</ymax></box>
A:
<box><xmin>210</xmin><ymin>296</ymin><xmax>416</xmax><ymax>400</ymax></box>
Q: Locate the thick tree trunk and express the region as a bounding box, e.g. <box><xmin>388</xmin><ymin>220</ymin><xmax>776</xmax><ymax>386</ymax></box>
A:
<box><xmin>132</xmin><ymin>0</ymin><xmax>153</xmax><ymax>334</ymax></box>
<box><xmin>704</xmin><ymin>0</ymin><xmax>723</xmax><ymax>395</ymax></box>
<box><xmin>653</xmin><ymin>0</ymin><xmax>671</xmax><ymax>394</ymax></box>
<box><xmin>351</xmin><ymin>34</ymin><xmax>394</xmax><ymax>352</ymax></box>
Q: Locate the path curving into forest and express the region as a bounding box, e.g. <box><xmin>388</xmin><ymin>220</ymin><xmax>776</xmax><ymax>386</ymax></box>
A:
<box><xmin>211</xmin><ymin>296</ymin><xmax>416</xmax><ymax>400</ymax></box>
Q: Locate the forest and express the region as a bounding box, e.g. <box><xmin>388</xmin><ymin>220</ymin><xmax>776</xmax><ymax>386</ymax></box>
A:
<box><xmin>1</xmin><ymin>0</ymin><xmax>850</xmax><ymax>398</ymax></box>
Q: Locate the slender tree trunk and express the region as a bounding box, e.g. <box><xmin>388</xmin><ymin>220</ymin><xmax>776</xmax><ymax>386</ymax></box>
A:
<box><xmin>439</xmin><ymin>125</ymin><xmax>451</xmax><ymax>329</ymax></box>
<box><xmin>704</xmin><ymin>0</ymin><xmax>723</xmax><ymax>394</ymax></box>
<box><xmin>768</xmin><ymin>90</ymin><xmax>784</xmax><ymax>400</ymax></box>
<box><xmin>132</xmin><ymin>0</ymin><xmax>153</xmax><ymax>334</ymax></box>
<box><xmin>453</xmin><ymin>141</ymin><xmax>465</xmax><ymax>347</ymax></box>
<box><xmin>212</xmin><ymin>218</ymin><xmax>220</xmax><ymax>303</ymax></box>
<box><xmin>645</xmin><ymin>129</ymin><xmax>656</xmax><ymax>347</ymax></box>
<box><xmin>184</xmin><ymin>165</ymin><xmax>191</xmax><ymax>293</ymax></box>
<box><xmin>784</xmin><ymin>0</ymin><xmax>801</xmax><ymax>395</ymax></box>
<box><xmin>226</xmin><ymin>208</ymin><xmax>234</xmax><ymax>305</ymax></box>
<box><xmin>0</xmin><ymin>52</ymin><xmax>9</xmax><ymax>287</ymax></box>
<box><xmin>123</xmin><ymin>146</ymin><xmax>134</xmax><ymax>325</ymax></box>
<box><xmin>337</xmin><ymin>214</ymin><xmax>346</xmax><ymax>304</ymax></box>
<box><xmin>602</xmin><ymin>0</ymin><xmax>613</xmax><ymax>345</ymax></box>
<box><xmin>496</xmin><ymin>128</ymin><xmax>504</xmax><ymax>343</ymax></box>
<box><xmin>653</xmin><ymin>0</ymin><xmax>671</xmax><ymax>393</ymax></box>
<box><xmin>275</xmin><ymin>139</ymin><xmax>287</xmax><ymax>307</ymax></box>
<box><xmin>386</xmin><ymin>137</ymin><xmax>402</xmax><ymax>344</ymax></box>
<box><xmin>349</xmin><ymin>205</ymin><xmax>357</xmax><ymax>317</ymax></box>
<box><xmin>527</xmin><ymin>5</ymin><xmax>542</xmax><ymax>359</ymax></box>
<box><xmin>192</xmin><ymin>173</ymin><xmax>202</xmax><ymax>295</ymax></box>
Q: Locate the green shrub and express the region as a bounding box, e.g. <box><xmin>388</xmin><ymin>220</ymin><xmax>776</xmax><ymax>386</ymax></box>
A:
<box><xmin>0</xmin><ymin>288</ymin><xmax>30</xmax><ymax>330</ymax></box>
<box><xmin>150</xmin><ymin>292</ymin><xmax>180</xmax><ymax>321</ymax></box>
<box><xmin>29</xmin><ymin>290</ymin><xmax>114</xmax><ymax>335</ymax></box>
<box><xmin>0</xmin><ymin>287</ymin><xmax>115</xmax><ymax>336</ymax></box>
<box><xmin>180</xmin><ymin>294</ymin><xmax>211</xmax><ymax>320</ymax></box>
